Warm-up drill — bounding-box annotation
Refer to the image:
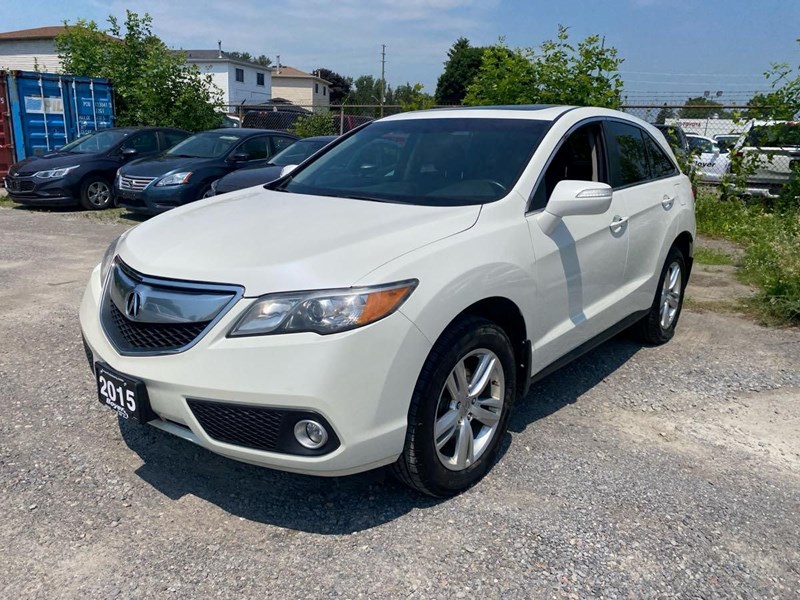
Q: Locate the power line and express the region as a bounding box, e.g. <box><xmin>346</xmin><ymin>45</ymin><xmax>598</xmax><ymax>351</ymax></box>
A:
<box><xmin>620</xmin><ymin>70</ymin><xmax>767</xmax><ymax>78</ymax></box>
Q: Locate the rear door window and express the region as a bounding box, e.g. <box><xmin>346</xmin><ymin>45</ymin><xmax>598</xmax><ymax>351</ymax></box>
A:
<box><xmin>643</xmin><ymin>135</ymin><xmax>678</xmax><ymax>179</ymax></box>
<box><xmin>605</xmin><ymin>121</ymin><xmax>649</xmax><ymax>188</ymax></box>
<box><xmin>235</xmin><ymin>137</ymin><xmax>271</xmax><ymax>161</ymax></box>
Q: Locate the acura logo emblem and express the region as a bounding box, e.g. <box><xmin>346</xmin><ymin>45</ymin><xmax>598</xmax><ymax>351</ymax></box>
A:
<box><xmin>125</xmin><ymin>289</ymin><xmax>143</xmax><ymax>319</ymax></box>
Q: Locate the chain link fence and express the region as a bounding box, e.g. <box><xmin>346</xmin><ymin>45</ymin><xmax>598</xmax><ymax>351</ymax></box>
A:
<box><xmin>221</xmin><ymin>102</ymin><xmax>798</xmax><ymax>199</ymax></box>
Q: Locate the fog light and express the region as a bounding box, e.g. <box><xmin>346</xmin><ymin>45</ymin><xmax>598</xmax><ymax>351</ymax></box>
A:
<box><xmin>294</xmin><ymin>419</ymin><xmax>329</xmax><ymax>449</ymax></box>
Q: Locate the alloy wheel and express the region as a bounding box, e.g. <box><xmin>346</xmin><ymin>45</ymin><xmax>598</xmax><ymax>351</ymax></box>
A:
<box><xmin>660</xmin><ymin>261</ymin><xmax>682</xmax><ymax>330</ymax></box>
<box><xmin>434</xmin><ymin>349</ymin><xmax>505</xmax><ymax>471</ymax></box>
<box><xmin>87</xmin><ymin>181</ymin><xmax>111</xmax><ymax>207</ymax></box>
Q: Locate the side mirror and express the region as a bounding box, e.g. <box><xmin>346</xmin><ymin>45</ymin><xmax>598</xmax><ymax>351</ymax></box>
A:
<box><xmin>120</xmin><ymin>147</ymin><xmax>138</xmax><ymax>158</ymax></box>
<box><xmin>537</xmin><ymin>180</ymin><xmax>613</xmax><ymax>235</ymax></box>
<box><xmin>230</xmin><ymin>152</ymin><xmax>251</xmax><ymax>162</ymax></box>
<box><xmin>280</xmin><ymin>164</ymin><xmax>298</xmax><ymax>177</ymax></box>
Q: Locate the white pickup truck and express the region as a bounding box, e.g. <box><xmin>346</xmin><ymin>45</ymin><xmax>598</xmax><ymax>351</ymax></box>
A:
<box><xmin>732</xmin><ymin>120</ymin><xmax>800</xmax><ymax>198</ymax></box>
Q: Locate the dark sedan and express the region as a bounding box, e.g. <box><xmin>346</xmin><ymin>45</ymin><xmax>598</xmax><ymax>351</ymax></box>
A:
<box><xmin>210</xmin><ymin>135</ymin><xmax>337</xmax><ymax>196</ymax></box>
<box><xmin>115</xmin><ymin>128</ymin><xmax>298</xmax><ymax>214</ymax></box>
<box><xmin>4</xmin><ymin>127</ymin><xmax>189</xmax><ymax>209</ymax></box>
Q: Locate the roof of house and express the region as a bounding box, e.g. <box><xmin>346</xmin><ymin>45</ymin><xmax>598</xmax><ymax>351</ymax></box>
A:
<box><xmin>0</xmin><ymin>26</ymin><xmax>70</xmax><ymax>41</ymax></box>
<box><xmin>272</xmin><ymin>66</ymin><xmax>330</xmax><ymax>85</ymax></box>
<box><xmin>181</xmin><ymin>49</ymin><xmax>270</xmax><ymax>70</ymax></box>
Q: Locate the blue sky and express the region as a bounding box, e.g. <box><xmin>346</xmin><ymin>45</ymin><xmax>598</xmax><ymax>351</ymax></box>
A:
<box><xmin>4</xmin><ymin>0</ymin><xmax>800</xmax><ymax>104</ymax></box>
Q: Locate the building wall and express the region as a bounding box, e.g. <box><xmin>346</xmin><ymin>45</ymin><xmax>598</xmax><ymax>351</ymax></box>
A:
<box><xmin>272</xmin><ymin>78</ymin><xmax>330</xmax><ymax>108</ymax></box>
<box><xmin>189</xmin><ymin>60</ymin><xmax>271</xmax><ymax>107</ymax></box>
<box><xmin>0</xmin><ymin>39</ymin><xmax>62</xmax><ymax>72</ymax></box>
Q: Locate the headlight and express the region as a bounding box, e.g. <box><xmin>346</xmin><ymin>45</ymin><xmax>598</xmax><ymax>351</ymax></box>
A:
<box><xmin>155</xmin><ymin>172</ymin><xmax>192</xmax><ymax>186</ymax></box>
<box><xmin>100</xmin><ymin>229</ymin><xmax>132</xmax><ymax>282</ymax></box>
<box><xmin>33</xmin><ymin>165</ymin><xmax>80</xmax><ymax>179</ymax></box>
<box><xmin>229</xmin><ymin>280</ymin><xmax>418</xmax><ymax>336</ymax></box>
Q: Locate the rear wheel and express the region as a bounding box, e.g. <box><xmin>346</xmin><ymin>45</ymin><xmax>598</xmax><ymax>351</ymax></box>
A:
<box><xmin>79</xmin><ymin>176</ymin><xmax>112</xmax><ymax>210</ymax></box>
<box><xmin>631</xmin><ymin>246</ymin><xmax>686</xmax><ymax>345</ymax></box>
<box><xmin>392</xmin><ymin>316</ymin><xmax>516</xmax><ymax>497</ymax></box>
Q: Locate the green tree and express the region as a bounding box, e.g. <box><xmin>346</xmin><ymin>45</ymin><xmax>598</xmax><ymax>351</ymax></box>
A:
<box><xmin>395</xmin><ymin>82</ymin><xmax>435</xmax><ymax>112</ymax></box>
<box><xmin>316</xmin><ymin>68</ymin><xmax>352</xmax><ymax>103</ymax></box>
<box><xmin>56</xmin><ymin>11</ymin><xmax>222</xmax><ymax>131</ymax></box>
<box><xmin>290</xmin><ymin>111</ymin><xmax>337</xmax><ymax>137</ymax></box>
<box><xmin>227</xmin><ymin>51</ymin><xmax>271</xmax><ymax>67</ymax></box>
<box><xmin>679</xmin><ymin>96</ymin><xmax>730</xmax><ymax>119</ymax></box>
<box><xmin>434</xmin><ymin>38</ymin><xmax>487</xmax><ymax>105</ymax></box>
<box><xmin>464</xmin><ymin>27</ymin><xmax>624</xmax><ymax>108</ymax></box>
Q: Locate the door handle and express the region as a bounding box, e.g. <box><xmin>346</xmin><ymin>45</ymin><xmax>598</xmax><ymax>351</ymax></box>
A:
<box><xmin>662</xmin><ymin>195</ymin><xmax>675</xmax><ymax>209</ymax></box>
<box><xmin>609</xmin><ymin>215</ymin><xmax>629</xmax><ymax>231</ymax></box>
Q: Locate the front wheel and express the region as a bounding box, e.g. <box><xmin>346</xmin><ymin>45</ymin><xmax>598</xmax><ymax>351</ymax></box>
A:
<box><xmin>79</xmin><ymin>176</ymin><xmax>112</xmax><ymax>210</ymax></box>
<box><xmin>631</xmin><ymin>246</ymin><xmax>687</xmax><ymax>344</ymax></box>
<box><xmin>392</xmin><ymin>316</ymin><xmax>516</xmax><ymax>497</ymax></box>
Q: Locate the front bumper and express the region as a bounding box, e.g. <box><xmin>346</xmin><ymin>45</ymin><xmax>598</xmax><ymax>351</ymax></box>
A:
<box><xmin>4</xmin><ymin>174</ymin><xmax>80</xmax><ymax>206</ymax></box>
<box><xmin>79</xmin><ymin>265</ymin><xmax>431</xmax><ymax>476</ymax></box>
<box><xmin>115</xmin><ymin>182</ymin><xmax>202</xmax><ymax>214</ymax></box>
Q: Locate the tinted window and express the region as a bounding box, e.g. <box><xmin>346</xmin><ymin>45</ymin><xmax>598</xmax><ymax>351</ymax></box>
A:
<box><xmin>167</xmin><ymin>132</ymin><xmax>242</xmax><ymax>158</ymax></box>
<box><xmin>272</xmin><ymin>136</ymin><xmax>296</xmax><ymax>154</ymax></box>
<box><xmin>282</xmin><ymin>118</ymin><xmax>548</xmax><ymax>206</ymax></box>
<box><xmin>163</xmin><ymin>130</ymin><xmax>189</xmax><ymax>149</ymax></box>
<box><xmin>60</xmin><ymin>130</ymin><xmax>129</xmax><ymax>153</ymax></box>
<box><xmin>235</xmin><ymin>68</ymin><xmax>244</xmax><ymax>83</ymax></box>
<box><xmin>236</xmin><ymin>137</ymin><xmax>271</xmax><ymax>160</ymax></box>
<box><xmin>256</xmin><ymin>73</ymin><xmax>265</xmax><ymax>86</ymax></box>
<box><xmin>123</xmin><ymin>131</ymin><xmax>159</xmax><ymax>153</ymax></box>
<box><xmin>644</xmin><ymin>134</ymin><xmax>678</xmax><ymax>179</ymax></box>
<box><xmin>270</xmin><ymin>139</ymin><xmax>330</xmax><ymax>166</ymax></box>
<box><xmin>530</xmin><ymin>122</ymin><xmax>605</xmax><ymax>211</ymax></box>
<box><xmin>606</xmin><ymin>121</ymin><xmax>649</xmax><ymax>188</ymax></box>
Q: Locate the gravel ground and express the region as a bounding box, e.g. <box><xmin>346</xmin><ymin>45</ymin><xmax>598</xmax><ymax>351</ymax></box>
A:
<box><xmin>1</xmin><ymin>205</ymin><xmax>799</xmax><ymax>599</ymax></box>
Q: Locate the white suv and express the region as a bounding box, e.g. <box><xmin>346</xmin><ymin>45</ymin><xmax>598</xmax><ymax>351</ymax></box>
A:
<box><xmin>80</xmin><ymin>106</ymin><xmax>695</xmax><ymax>497</ymax></box>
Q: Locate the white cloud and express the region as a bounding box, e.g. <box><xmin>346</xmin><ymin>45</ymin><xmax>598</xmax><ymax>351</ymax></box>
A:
<box><xmin>86</xmin><ymin>0</ymin><xmax>498</xmax><ymax>91</ymax></box>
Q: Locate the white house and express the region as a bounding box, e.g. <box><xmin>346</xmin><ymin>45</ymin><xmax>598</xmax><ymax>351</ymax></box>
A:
<box><xmin>271</xmin><ymin>66</ymin><xmax>330</xmax><ymax>109</ymax></box>
<box><xmin>0</xmin><ymin>26</ymin><xmax>66</xmax><ymax>72</ymax></box>
<box><xmin>183</xmin><ymin>50</ymin><xmax>272</xmax><ymax>108</ymax></box>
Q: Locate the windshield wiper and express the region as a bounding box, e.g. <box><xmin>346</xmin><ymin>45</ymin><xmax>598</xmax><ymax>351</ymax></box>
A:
<box><xmin>168</xmin><ymin>153</ymin><xmax>199</xmax><ymax>158</ymax></box>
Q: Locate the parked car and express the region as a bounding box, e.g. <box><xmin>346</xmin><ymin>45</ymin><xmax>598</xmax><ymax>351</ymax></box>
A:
<box><xmin>81</xmin><ymin>106</ymin><xmax>695</xmax><ymax>497</ymax></box>
<box><xmin>219</xmin><ymin>114</ymin><xmax>241</xmax><ymax>128</ymax></box>
<box><xmin>730</xmin><ymin>120</ymin><xmax>800</xmax><ymax>198</ymax></box>
<box><xmin>713</xmin><ymin>133</ymin><xmax>740</xmax><ymax>153</ymax></box>
<box><xmin>114</xmin><ymin>128</ymin><xmax>298</xmax><ymax>214</ymax></box>
<box><xmin>210</xmin><ymin>135</ymin><xmax>337</xmax><ymax>196</ymax></box>
<box><xmin>686</xmin><ymin>133</ymin><xmax>730</xmax><ymax>184</ymax></box>
<box><xmin>654</xmin><ymin>123</ymin><xmax>690</xmax><ymax>161</ymax></box>
<box><xmin>3</xmin><ymin>127</ymin><xmax>189</xmax><ymax>209</ymax></box>
<box><xmin>242</xmin><ymin>109</ymin><xmax>309</xmax><ymax>131</ymax></box>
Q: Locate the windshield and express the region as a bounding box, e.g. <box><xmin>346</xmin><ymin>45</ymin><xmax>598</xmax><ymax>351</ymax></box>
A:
<box><xmin>270</xmin><ymin>139</ymin><xmax>332</xmax><ymax>166</ymax></box>
<box><xmin>282</xmin><ymin>118</ymin><xmax>549</xmax><ymax>206</ymax></box>
<box><xmin>167</xmin><ymin>132</ymin><xmax>242</xmax><ymax>158</ymax></box>
<box><xmin>59</xmin><ymin>130</ymin><xmax>129</xmax><ymax>153</ymax></box>
<box><xmin>746</xmin><ymin>124</ymin><xmax>800</xmax><ymax>147</ymax></box>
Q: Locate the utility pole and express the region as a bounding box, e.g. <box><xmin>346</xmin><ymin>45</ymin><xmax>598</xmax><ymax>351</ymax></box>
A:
<box><xmin>380</xmin><ymin>44</ymin><xmax>386</xmax><ymax>117</ymax></box>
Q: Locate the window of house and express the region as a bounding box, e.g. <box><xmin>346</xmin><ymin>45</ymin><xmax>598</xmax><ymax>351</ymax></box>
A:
<box><xmin>256</xmin><ymin>72</ymin><xmax>265</xmax><ymax>86</ymax></box>
<box><xmin>235</xmin><ymin>68</ymin><xmax>244</xmax><ymax>83</ymax></box>
<box><xmin>315</xmin><ymin>83</ymin><xmax>319</xmax><ymax>94</ymax></box>
<box><xmin>604</xmin><ymin>120</ymin><xmax>649</xmax><ymax>188</ymax></box>
<box><xmin>529</xmin><ymin>122</ymin><xmax>605</xmax><ymax>212</ymax></box>
<box><xmin>323</xmin><ymin>86</ymin><xmax>327</xmax><ymax>96</ymax></box>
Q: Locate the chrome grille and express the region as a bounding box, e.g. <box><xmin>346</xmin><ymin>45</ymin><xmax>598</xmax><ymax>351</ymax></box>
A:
<box><xmin>100</xmin><ymin>261</ymin><xmax>243</xmax><ymax>356</ymax></box>
<box><xmin>118</xmin><ymin>175</ymin><xmax>156</xmax><ymax>191</ymax></box>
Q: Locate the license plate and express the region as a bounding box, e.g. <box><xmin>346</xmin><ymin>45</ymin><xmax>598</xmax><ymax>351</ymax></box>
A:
<box><xmin>96</xmin><ymin>363</ymin><xmax>151</xmax><ymax>422</ymax></box>
<box><xmin>120</xmin><ymin>192</ymin><xmax>136</xmax><ymax>201</ymax></box>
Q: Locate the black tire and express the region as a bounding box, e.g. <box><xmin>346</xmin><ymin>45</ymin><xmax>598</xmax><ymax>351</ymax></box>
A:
<box><xmin>79</xmin><ymin>176</ymin><xmax>113</xmax><ymax>210</ymax></box>
<box><xmin>631</xmin><ymin>246</ymin><xmax>687</xmax><ymax>345</ymax></box>
<box><xmin>392</xmin><ymin>316</ymin><xmax>517</xmax><ymax>497</ymax></box>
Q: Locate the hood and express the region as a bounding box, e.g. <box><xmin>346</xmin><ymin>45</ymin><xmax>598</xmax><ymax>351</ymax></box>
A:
<box><xmin>118</xmin><ymin>188</ymin><xmax>481</xmax><ymax>296</ymax></box>
<box><xmin>11</xmin><ymin>152</ymin><xmax>88</xmax><ymax>175</ymax></box>
<box><xmin>216</xmin><ymin>165</ymin><xmax>282</xmax><ymax>193</ymax></box>
<box><xmin>121</xmin><ymin>155</ymin><xmax>216</xmax><ymax>177</ymax></box>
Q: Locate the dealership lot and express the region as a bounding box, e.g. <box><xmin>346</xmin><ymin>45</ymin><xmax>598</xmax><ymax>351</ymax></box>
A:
<box><xmin>1</xmin><ymin>205</ymin><xmax>799</xmax><ymax>599</ymax></box>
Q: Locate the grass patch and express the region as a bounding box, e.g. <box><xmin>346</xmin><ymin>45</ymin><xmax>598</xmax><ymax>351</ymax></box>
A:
<box><xmin>694</xmin><ymin>246</ymin><xmax>736</xmax><ymax>266</ymax></box>
<box><xmin>695</xmin><ymin>190</ymin><xmax>800</xmax><ymax>325</ymax></box>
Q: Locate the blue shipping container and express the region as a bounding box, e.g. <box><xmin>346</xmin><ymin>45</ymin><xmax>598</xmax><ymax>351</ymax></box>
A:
<box><xmin>5</xmin><ymin>70</ymin><xmax>114</xmax><ymax>163</ymax></box>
